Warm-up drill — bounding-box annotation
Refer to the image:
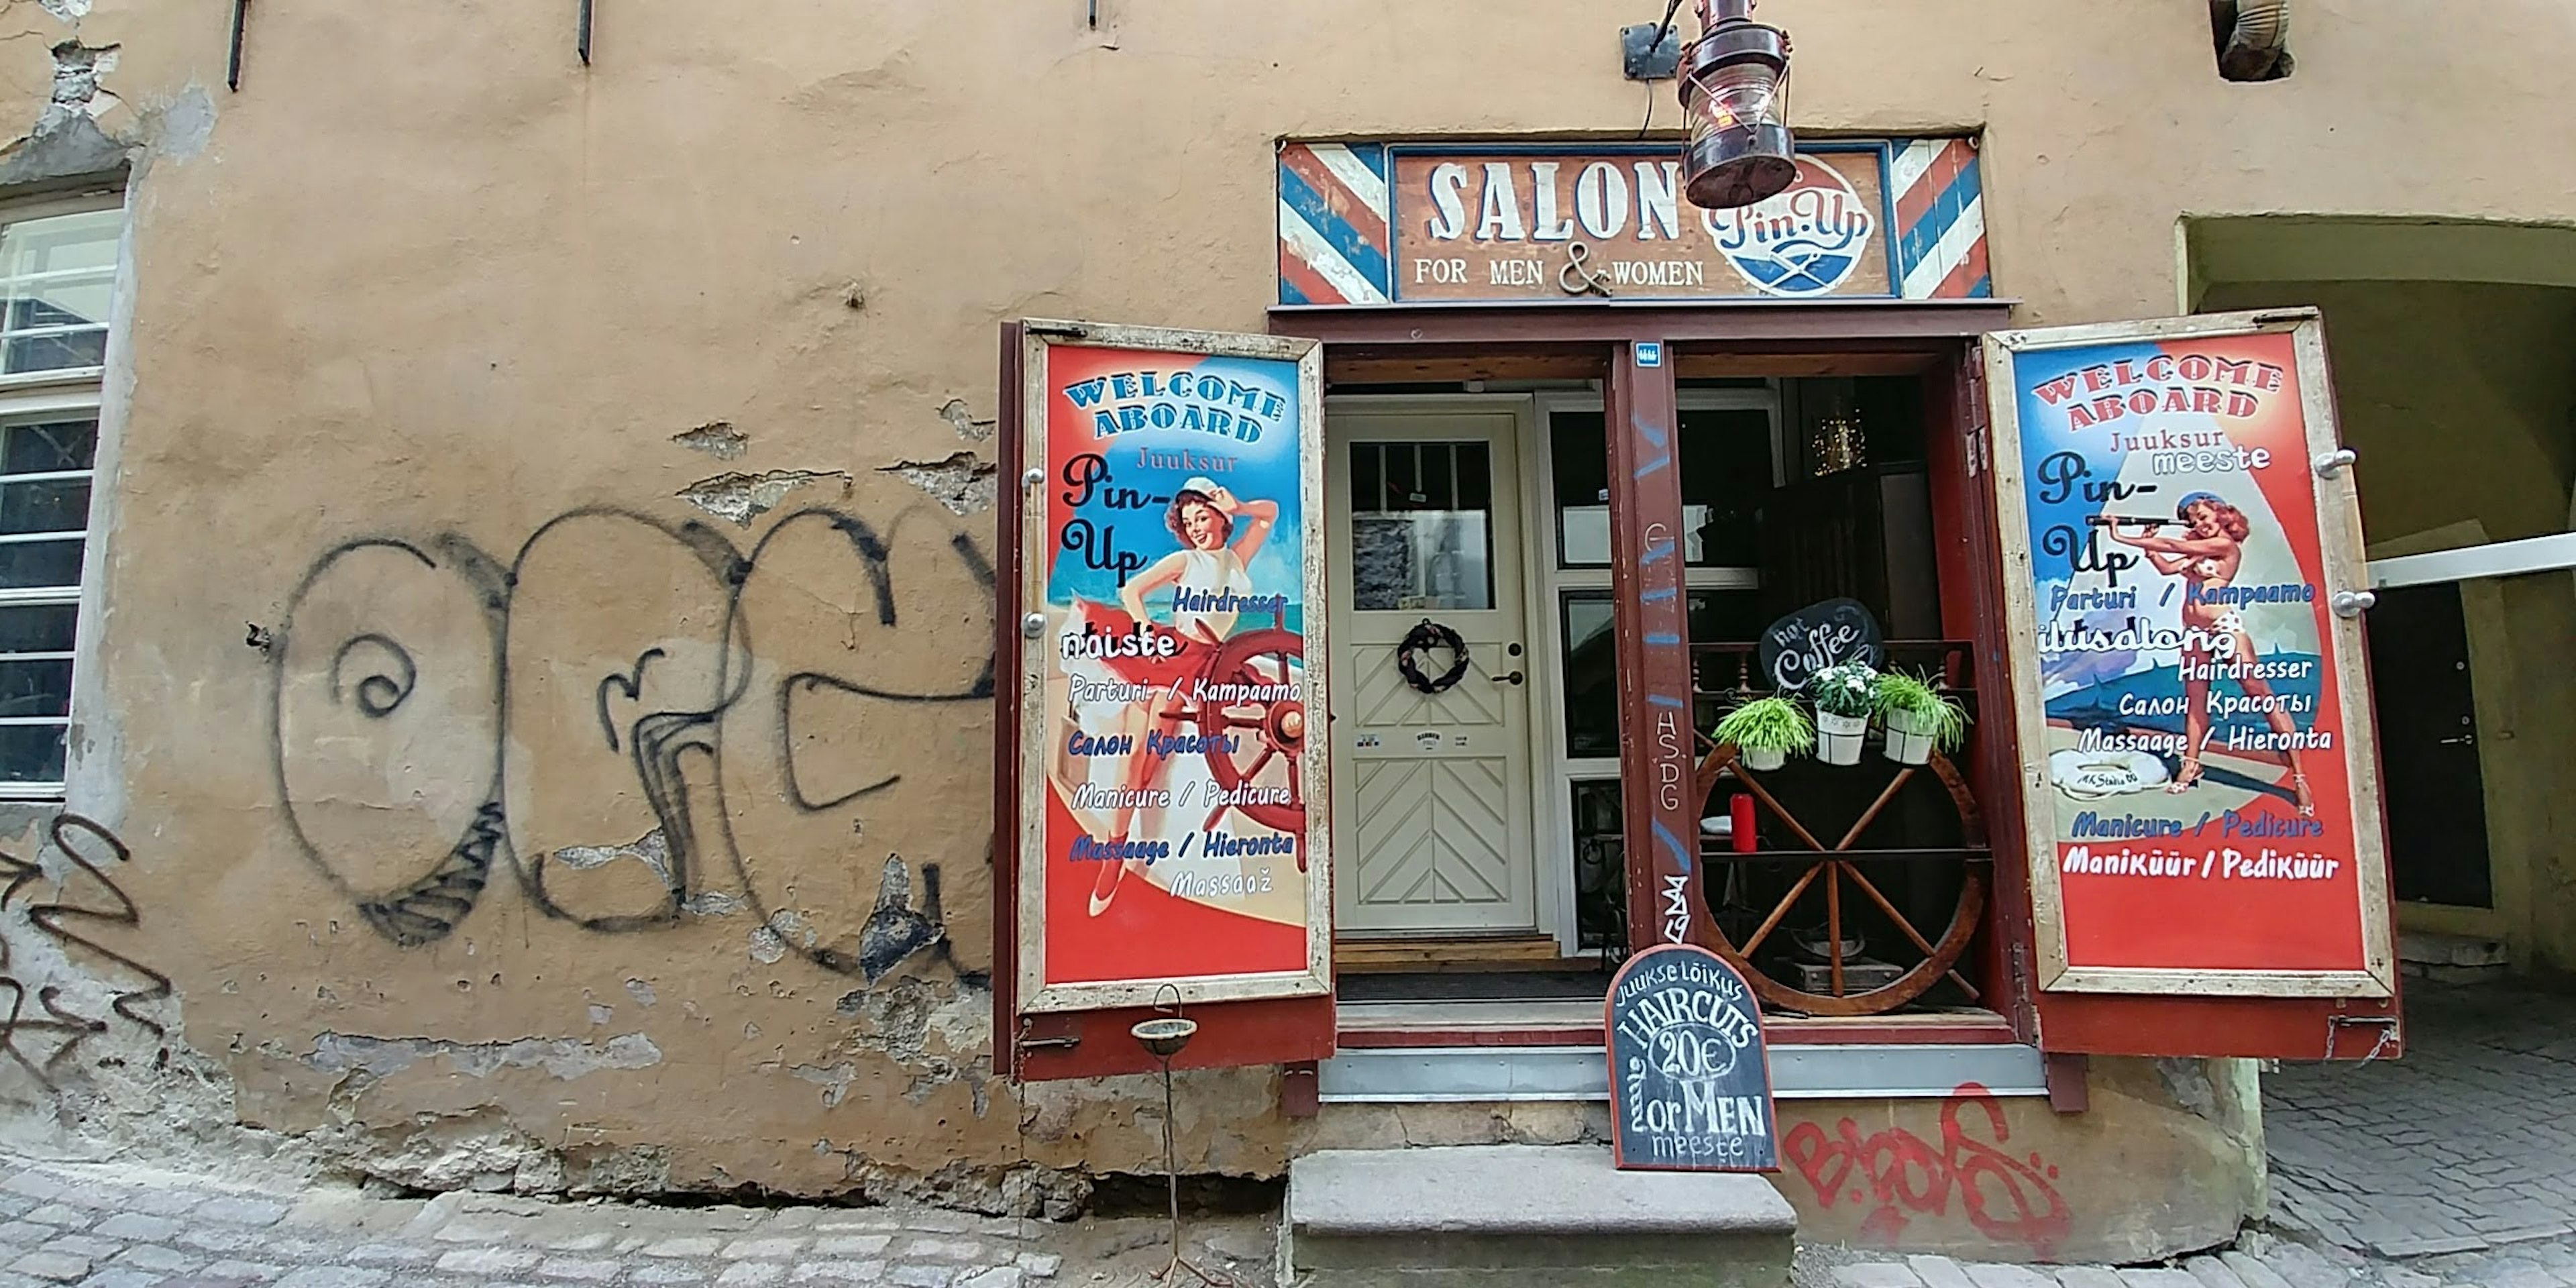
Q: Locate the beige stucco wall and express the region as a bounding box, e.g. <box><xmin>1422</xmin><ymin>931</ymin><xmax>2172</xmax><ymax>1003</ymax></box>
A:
<box><xmin>0</xmin><ymin>0</ymin><xmax>2557</xmax><ymax>1248</ymax></box>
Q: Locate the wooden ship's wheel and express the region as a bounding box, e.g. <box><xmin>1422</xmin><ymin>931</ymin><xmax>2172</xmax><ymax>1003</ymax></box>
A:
<box><xmin>1684</xmin><ymin>641</ymin><xmax>1991</xmax><ymax>1017</ymax></box>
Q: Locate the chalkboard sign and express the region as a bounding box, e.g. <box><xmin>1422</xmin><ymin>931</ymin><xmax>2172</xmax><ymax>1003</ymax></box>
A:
<box><xmin>1757</xmin><ymin>598</ymin><xmax>1884</xmax><ymax>693</ymax></box>
<box><xmin>1605</xmin><ymin>944</ymin><xmax>1778</xmax><ymax>1172</ymax></box>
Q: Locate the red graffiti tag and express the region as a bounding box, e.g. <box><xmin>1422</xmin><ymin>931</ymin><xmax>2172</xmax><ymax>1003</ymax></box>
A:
<box><xmin>1780</xmin><ymin>1081</ymin><xmax>2072</xmax><ymax>1256</ymax></box>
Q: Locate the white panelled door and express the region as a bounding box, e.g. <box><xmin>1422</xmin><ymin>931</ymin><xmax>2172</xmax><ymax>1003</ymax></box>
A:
<box><xmin>1326</xmin><ymin>407</ymin><xmax>1536</xmax><ymax>933</ymax></box>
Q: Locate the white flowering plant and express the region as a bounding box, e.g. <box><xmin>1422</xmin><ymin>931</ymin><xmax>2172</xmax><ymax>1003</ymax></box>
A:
<box><xmin>1808</xmin><ymin>661</ymin><xmax>1882</xmax><ymax>718</ymax></box>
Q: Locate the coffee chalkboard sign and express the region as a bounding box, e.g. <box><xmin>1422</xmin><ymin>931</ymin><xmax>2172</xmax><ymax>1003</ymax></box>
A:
<box><xmin>1605</xmin><ymin>944</ymin><xmax>1778</xmax><ymax>1172</ymax></box>
<box><xmin>1758</xmin><ymin>598</ymin><xmax>1884</xmax><ymax>693</ymax></box>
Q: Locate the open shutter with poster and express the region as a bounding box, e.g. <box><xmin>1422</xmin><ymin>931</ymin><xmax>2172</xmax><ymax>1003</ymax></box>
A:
<box><xmin>994</xmin><ymin>319</ymin><xmax>1336</xmax><ymax>1083</ymax></box>
<box><xmin>1978</xmin><ymin>308</ymin><xmax>2404</xmax><ymax>1061</ymax></box>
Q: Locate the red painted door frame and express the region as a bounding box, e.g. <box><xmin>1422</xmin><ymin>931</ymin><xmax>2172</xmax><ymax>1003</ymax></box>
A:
<box><xmin>1604</xmin><ymin>342</ymin><xmax>1715</xmax><ymax>954</ymax></box>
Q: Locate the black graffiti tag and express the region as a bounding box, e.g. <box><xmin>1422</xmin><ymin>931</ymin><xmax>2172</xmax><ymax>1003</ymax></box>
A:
<box><xmin>0</xmin><ymin>815</ymin><xmax>170</xmax><ymax>1090</ymax></box>
<box><xmin>270</xmin><ymin>503</ymin><xmax>996</xmax><ymax>987</ymax></box>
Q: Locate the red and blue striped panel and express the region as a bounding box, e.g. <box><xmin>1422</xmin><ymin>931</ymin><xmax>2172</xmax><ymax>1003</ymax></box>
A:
<box><xmin>1891</xmin><ymin>138</ymin><xmax>1991</xmax><ymax>300</ymax></box>
<box><xmin>1277</xmin><ymin>142</ymin><xmax>1391</xmax><ymax>305</ymax></box>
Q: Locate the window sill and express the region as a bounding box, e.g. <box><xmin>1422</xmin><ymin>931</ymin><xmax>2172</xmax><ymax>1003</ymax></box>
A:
<box><xmin>0</xmin><ymin>368</ymin><xmax>105</xmax><ymax>396</ymax></box>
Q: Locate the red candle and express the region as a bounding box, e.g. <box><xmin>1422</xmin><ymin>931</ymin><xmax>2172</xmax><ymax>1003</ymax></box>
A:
<box><xmin>1730</xmin><ymin>793</ymin><xmax>1757</xmax><ymax>853</ymax></box>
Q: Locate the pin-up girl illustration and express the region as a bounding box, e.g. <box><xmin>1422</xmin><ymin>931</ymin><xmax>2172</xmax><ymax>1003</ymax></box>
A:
<box><xmin>1083</xmin><ymin>476</ymin><xmax>1279</xmax><ymax>916</ymax></box>
<box><xmin>2106</xmin><ymin>491</ymin><xmax>2314</xmax><ymax>816</ymax></box>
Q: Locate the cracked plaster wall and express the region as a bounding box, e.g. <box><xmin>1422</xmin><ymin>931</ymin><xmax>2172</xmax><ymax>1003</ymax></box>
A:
<box><xmin>0</xmin><ymin>0</ymin><xmax>2562</xmax><ymax>1218</ymax></box>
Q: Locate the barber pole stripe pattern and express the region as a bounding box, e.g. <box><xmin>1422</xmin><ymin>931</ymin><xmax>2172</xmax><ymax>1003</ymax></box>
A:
<box><xmin>1892</xmin><ymin>138</ymin><xmax>1992</xmax><ymax>299</ymax></box>
<box><xmin>1277</xmin><ymin>142</ymin><xmax>1391</xmax><ymax>305</ymax></box>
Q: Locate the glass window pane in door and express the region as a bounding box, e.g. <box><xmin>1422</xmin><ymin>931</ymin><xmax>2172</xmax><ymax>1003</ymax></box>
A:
<box><xmin>1676</xmin><ymin>409</ymin><xmax>1773</xmax><ymax>568</ymax></box>
<box><xmin>1553</xmin><ymin>413</ymin><xmax>1612</xmax><ymax>566</ymax></box>
<box><xmin>1560</xmin><ymin>594</ymin><xmax>1619</xmax><ymax>757</ymax></box>
<box><xmin>1350</xmin><ymin>441</ymin><xmax>1494</xmax><ymax>612</ymax></box>
<box><xmin>1554</xmin><ymin>409</ymin><xmax>1776</xmax><ymax>568</ymax></box>
<box><xmin>1560</xmin><ymin>589</ymin><xmax>1761</xmax><ymax>758</ymax></box>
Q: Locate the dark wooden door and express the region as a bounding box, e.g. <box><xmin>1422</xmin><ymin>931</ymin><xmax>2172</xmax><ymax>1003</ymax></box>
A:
<box><xmin>2363</xmin><ymin>582</ymin><xmax>2492</xmax><ymax>908</ymax></box>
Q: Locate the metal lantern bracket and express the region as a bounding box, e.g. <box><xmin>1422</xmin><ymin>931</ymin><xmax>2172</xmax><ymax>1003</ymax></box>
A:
<box><xmin>1621</xmin><ymin>19</ymin><xmax>1684</xmax><ymax>80</ymax></box>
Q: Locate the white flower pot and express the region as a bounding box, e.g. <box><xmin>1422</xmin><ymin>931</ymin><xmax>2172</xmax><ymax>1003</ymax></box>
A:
<box><xmin>1815</xmin><ymin>711</ymin><xmax>1868</xmax><ymax>765</ymax></box>
<box><xmin>1884</xmin><ymin>708</ymin><xmax>1937</xmax><ymax>765</ymax></box>
<box><xmin>1740</xmin><ymin>745</ymin><xmax>1787</xmax><ymax>772</ymax></box>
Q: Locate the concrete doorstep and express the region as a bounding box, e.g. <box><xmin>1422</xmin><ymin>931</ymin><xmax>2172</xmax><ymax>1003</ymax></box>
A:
<box><xmin>1283</xmin><ymin>1144</ymin><xmax>1798</xmax><ymax>1287</ymax></box>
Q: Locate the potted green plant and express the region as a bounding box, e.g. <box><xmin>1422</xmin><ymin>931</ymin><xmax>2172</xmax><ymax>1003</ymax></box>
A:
<box><xmin>1715</xmin><ymin>696</ymin><xmax>1813</xmax><ymax>771</ymax></box>
<box><xmin>1874</xmin><ymin>670</ymin><xmax>1970</xmax><ymax>766</ymax></box>
<box><xmin>1809</xmin><ymin>661</ymin><xmax>1880</xmax><ymax>765</ymax></box>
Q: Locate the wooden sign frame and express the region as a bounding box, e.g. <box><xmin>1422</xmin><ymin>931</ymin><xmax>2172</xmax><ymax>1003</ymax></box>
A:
<box><xmin>1982</xmin><ymin>308</ymin><xmax>2396</xmax><ymax>1000</ymax></box>
<box><xmin>1007</xmin><ymin>319</ymin><xmax>1334</xmax><ymax>1018</ymax></box>
<box><xmin>1604</xmin><ymin>943</ymin><xmax>1780</xmax><ymax>1173</ymax></box>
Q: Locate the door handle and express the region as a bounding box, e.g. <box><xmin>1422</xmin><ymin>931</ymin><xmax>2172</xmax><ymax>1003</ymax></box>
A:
<box><xmin>1493</xmin><ymin>669</ymin><xmax>1525</xmax><ymax>686</ymax></box>
<box><xmin>2439</xmin><ymin>734</ymin><xmax>2475</xmax><ymax>746</ymax></box>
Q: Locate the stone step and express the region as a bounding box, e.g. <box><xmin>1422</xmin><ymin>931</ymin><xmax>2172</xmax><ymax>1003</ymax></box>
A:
<box><xmin>1283</xmin><ymin>1144</ymin><xmax>1796</xmax><ymax>1287</ymax></box>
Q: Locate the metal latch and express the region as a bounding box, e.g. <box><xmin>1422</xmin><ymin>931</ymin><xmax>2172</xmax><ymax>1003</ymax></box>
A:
<box><xmin>2324</xmin><ymin>1014</ymin><xmax>2400</xmax><ymax>1063</ymax></box>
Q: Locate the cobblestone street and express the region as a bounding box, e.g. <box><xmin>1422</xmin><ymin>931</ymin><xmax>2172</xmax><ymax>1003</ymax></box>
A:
<box><xmin>1814</xmin><ymin>1234</ymin><xmax>2576</xmax><ymax>1288</ymax></box>
<box><xmin>4</xmin><ymin>984</ymin><xmax>2571</xmax><ymax>1288</ymax></box>
<box><xmin>0</xmin><ymin>1160</ymin><xmax>1278</xmax><ymax>1288</ymax></box>
<box><xmin>2264</xmin><ymin>979</ymin><xmax>2576</xmax><ymax>1256</ymax></box>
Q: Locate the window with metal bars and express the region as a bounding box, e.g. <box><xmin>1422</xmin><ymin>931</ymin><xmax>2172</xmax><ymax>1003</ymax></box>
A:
<box><xmin>0</xmin><ymin>203</ymin><xmax>121</xmax><ymax>794</ymax></box>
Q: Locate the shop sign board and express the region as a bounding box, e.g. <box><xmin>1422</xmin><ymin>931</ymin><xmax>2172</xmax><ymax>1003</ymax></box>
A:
<box><xmin>1984</xmin><ymin>309</ymin><xmax>2396</xmax><ymax>999</ymax></box>
<box><xmin>1605</xmin><ymin>944</ymin><xmax>1778</xmax><ymax>1172</ymax></box>
<box><xmin>1385</xmin><ymin>145</ymin><xmax>1895</xmax><ymax>303</ymax></box>
<box><xmin>1279</xmin><ymin>137</ymin><xmax>1992</xmax><ymax>307</ymax></box>
<box><xmin>1006</xmin><ymin>321</ymin><xmax>1332</xmax><ymax>1019</ymax></box>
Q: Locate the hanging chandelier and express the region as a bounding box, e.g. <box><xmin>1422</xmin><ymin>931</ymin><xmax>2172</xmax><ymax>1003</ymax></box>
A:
<box><xmin>1677</xmin><ymin>0</ymin><xmax>1796</xmax><ymax>210</ymax></box>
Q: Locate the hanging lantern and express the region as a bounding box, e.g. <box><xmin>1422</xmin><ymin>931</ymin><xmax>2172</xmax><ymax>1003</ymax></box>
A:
<box><xmin>1677</xmin><ymin>0</ymin><xmax>1796</xmax><ymax>211</ymax></box>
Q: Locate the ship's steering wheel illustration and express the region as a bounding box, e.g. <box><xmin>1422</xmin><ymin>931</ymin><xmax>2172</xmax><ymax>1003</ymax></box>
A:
<box><xmin>1184</xmin><ymin>608</ymin><xmax>1308</xmax><ymax>857</ymax></box>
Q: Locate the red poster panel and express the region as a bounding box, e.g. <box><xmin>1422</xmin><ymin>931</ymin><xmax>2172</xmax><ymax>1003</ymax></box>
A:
<box><xmin>1984</xmin><ymin>310</ymin><xmax>2397</xmax><ymax>1000</ymax></box>
<box><xmin>995</xmin><ymin>321</ymin><xmax>1333</xmax><ymax>1082</ymax></box>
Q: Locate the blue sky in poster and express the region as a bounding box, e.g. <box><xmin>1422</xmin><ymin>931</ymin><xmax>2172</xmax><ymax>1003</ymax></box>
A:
<box><xmin>2012</xmin><ymin>337</ymin><xmax>2167</xmax><ymax>560</ymax></box>
<box><xmin>1049</xmin><ymin>354</ymin><xmax>1306</xmax><ymax>634</ymax></box>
